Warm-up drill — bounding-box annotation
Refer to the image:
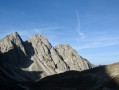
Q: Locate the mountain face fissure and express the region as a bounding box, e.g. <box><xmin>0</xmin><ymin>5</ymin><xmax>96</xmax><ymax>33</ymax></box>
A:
<box><xmin>0</xmin><ymin>32</ymin><xmax>93</xmax><ymax>81</ymax></box>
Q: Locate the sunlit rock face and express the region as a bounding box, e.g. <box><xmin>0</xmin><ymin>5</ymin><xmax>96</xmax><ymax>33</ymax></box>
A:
<box><xmin>1</xmin><ymin>32</ymin><xmax>119</xmax><ymax>90</ymax></box>
<box><xmin>0</xmin><ymin>32</ymin><xmax>93</xmax><ymax>81</ymax></box>
<box><xmin>56</xmin><ymin>44</ymin><xmax>93</xmax><ymax>71</ymax></box>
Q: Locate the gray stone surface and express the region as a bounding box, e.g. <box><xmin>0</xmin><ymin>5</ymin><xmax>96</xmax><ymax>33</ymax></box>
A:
<box><xmin>0</xmin><ymin>32</ymin><xmax>93</xmax><ymax>81</ymax></box>
<box><xmin>56</xmin><ymin>44</ymin><xmax>93</xmax><ymax>71</ymax></box>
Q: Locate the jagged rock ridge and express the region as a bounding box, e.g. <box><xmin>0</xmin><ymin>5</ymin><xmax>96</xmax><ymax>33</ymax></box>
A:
<box><xmin>0</xmin><ymin>32</ymin><xmax>93</xmax><ymax>81</ymax></box>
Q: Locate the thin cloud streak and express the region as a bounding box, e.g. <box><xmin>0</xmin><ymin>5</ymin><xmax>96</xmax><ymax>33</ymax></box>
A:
<box><xmin>80</xmin><ymin>42</ymin><xmax>118</xmax><ymax>49</ymax></box>
<box><xmin>73</xmin><ymin>11</ymin><xmax>119</xmax><ymax>50</ymax></box>
<box><xmin>18</xmin><ymin>26</ymin><xmax>65</xmax><ymax>40</ymax></box>
<box><xmin>89</xmin><ymin>37</ymin><xmax>119</xmax><ymax>42</ymax></box>
<box><xmin>31</xmin><ymin>26</ymin><xmax>65</xmax><ymax>30</ymax></box>
<box><xmin>76</xmin><ymin>11</ymin><xmax>85</xmax><ymax>39</ymax></box>
<box><xmin>74</xmin><ymin>39</ymin><xmax>119</xmax><ymax>50</ymax></box>
<box><xmin>0</xmin><ymin>26</ymin><xmax>65</xmax><ymax>41</ymax></box>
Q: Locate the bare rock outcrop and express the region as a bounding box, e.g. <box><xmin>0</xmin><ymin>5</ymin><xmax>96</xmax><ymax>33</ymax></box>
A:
<box><xmin>1</xmin><ymin>32</ymin><xmax>119</xmax><ymax>90</ymax></box>
<box><xmin>0</xmin><ymin>32</ymin><xmax>28</xmax><ymax>67</ymax></box>
<box><xmin>56</xmin><ymin>44</ymin><xmax>93</xmax><ymax>71</ymax></box>
<box><xmin>0</xmin><ymin>32</ymin><xmax>93</xmax><ymax>81</ymax></box>
<box><xmin>24</xmin><ymin>34</ymin><xmax>68</xmax><ymax>77</ymax></box>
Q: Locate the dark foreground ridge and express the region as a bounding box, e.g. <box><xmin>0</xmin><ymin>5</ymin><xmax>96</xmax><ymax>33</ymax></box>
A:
<box><xmin>0</xmin><ymin>32</ymin><xmax>119</xmax><ymax>90</ymax></box>
<box><xmin>1</xmin><ymin>62</ymin><xmax>119</xmax><ymax>90</ymax></box>
<box><xmin>34</xmin><ymin>63</ymin><xmax>119</xmax><ymax>90</ymax></box>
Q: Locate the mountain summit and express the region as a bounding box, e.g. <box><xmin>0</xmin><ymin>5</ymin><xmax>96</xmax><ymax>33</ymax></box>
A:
<box><xmin>1</xmin><ymin>32</ymin><xmax>119</xmax><ymax>90</ymax></box>
<box><xmin>0</xmin><ymin>32</ymin><xmax>93</xmax><ymax>81</ymax></box>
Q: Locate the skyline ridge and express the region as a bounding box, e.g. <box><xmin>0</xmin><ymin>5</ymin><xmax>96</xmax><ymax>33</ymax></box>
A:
<box><xmin>0</xmin><ymin>0</ymin><xmax>119</xmax><ymax>65</ymax></box>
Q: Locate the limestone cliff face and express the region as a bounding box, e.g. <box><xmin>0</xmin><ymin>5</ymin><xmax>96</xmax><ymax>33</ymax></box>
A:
<box><xmin>0</xmin><ymin>32</ymin><xmax>28</xmax><ymax>67</ymax></box>
<box><xmin>0</xmin><ymin>32</ymin><xmax>93</xmax><ymax>81</ymax></box>
<box><xmin>24</xmin><ymin>34</ymin><xmax>68</xmax><ymax>77</ymax></box>
<box><xmin>56</xmin><ymin>44</ymin><xmax>93</xmax><ymax>71</ymax></box>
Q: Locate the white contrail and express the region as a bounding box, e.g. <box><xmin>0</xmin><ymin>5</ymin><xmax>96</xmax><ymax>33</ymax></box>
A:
<box><xmin>76</xmin><ymin>11</ymin><xmax>85</xmax><ymax>39</ymax></box>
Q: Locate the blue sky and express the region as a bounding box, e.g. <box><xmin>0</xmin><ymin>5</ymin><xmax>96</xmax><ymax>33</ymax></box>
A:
<box><xmin>0</xmin><ymin>0</ymin><xmax>119</xmax><ymax>65</ymax></box>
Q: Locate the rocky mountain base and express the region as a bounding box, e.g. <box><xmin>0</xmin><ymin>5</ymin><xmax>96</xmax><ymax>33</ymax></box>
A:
<box><xmin>0</xmin><ymin>62</ymin><xmax>119</xmax><ymax>90</ymax></box>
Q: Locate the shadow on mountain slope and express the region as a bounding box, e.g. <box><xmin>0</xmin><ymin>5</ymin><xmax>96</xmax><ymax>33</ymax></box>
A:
<box><xmin>0</xmin><ymin>41</ymin><xmax>119</xmax><ymax>90</ymax></box>
<box><xmin>0</xmin><ymin>41</ymin><xmax>42</xmax><ymax>89</ymax></box>
<box><xmin>0</xmin><ymin>41</ymin><xmax>34</xmax><ymax>68</ymax></box>
<box><xmin>29</xmin><ymin>64</ymin><xmax>119</xmax><ymax>90</ymax></box>
<box><xmin>24</xmin><ymin>41</ymin><xmax>35</xmax><ymax>59</ymax></box>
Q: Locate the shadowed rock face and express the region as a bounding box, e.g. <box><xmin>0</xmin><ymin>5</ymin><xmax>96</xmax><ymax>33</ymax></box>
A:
<box><xmin>1</xmin><ymin>62</ymin><xmax>118</xmax><ymax>90</ymax></box>
<box><xmin>0</xmin><ymin>32</ymin><xmax>119</xmax><ymax>90</ymax></box>
<box><xmin>29</xmin><ymin>63</ymin><xmax>119</xmax><ymax>90</ymax></box>
<box><xmin>0</xmin><ymin>32</ymin><xmax>93</xmax><ymax>81</ymax></box>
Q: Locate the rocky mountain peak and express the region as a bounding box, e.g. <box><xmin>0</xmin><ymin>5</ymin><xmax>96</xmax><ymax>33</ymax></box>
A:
<box><xmin>34</xmin><ymin>34</ymin><xmax>46</xmax><ymax>39</ymax></box>
<box><xmin>0</xmin><ymin>32</ymin><xmax>93</xmax><ymax>81</ymax></box>
<box><xmin>1</xmin><ymin>32</ymin><xmax>119</xmax><ymax>90</ymax></box>
<box><xmin>56</xmin><ymin>44</ymin><xmax>93</xmax><ymax>71</ymax></box>
<box><xmin>27</xmin><ymin>34</ymin><xmax>52</xmax><ymax>49</ymax></box>
<box><xmin>3</xmin><ymin>32</ymin><xmax>22</xmax><ymax>42</ymax></box>
<box><xmin>0</xmin><ymin>32</ymin><xmax>24</xmax><ymax>53</ymax></box>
